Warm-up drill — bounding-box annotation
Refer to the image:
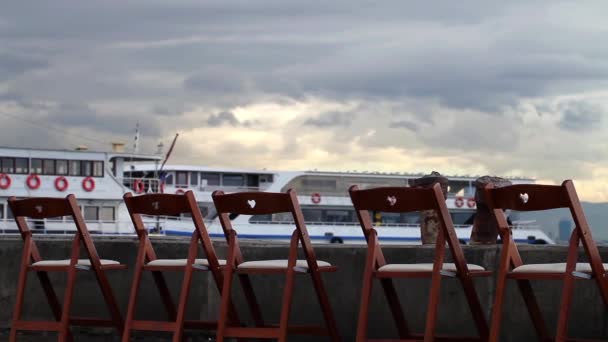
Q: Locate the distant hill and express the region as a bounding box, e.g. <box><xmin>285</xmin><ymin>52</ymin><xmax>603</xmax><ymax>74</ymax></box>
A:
<box><xmin>518</xmin><ymin>202</ymin><xmax>608</xmax><ymax>244</ymax></box>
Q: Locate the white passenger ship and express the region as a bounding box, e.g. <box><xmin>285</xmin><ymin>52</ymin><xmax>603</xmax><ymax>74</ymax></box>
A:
<box><xmin>0</xmin><ymin>145</ymin><xmax>555</xmax><ymax>244</ymax></box>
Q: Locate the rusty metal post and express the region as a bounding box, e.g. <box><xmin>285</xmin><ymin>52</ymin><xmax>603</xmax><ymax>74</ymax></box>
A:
<box><xmin>469</xmin><ymin>176</ymin><xmax>512</xmax><ymax>245</ymax></box>
<box><xmin>410</xmin><ymin>171</ymin><xmax>448</xmax><ymax>245</ymax></box>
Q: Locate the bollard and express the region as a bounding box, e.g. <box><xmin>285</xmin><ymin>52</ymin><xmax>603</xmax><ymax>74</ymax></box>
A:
<box><xmin>469</xmin><ymin>176</ymin><xmax>512</xmax><ymax>244</ymax></box>
<box><xmin>410</xmin><ymin>171</ymin><xmax>448</xmax><ymax>245</ymax></box>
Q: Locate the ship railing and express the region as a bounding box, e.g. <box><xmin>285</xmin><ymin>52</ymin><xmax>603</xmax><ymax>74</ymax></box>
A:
<box><xmin>123</xmin><ymin>177</ymin><xmax>161</xmax><ymax>193</ymax></box>
<box><xmin>247</xmin><ymin>220</ymin><xmax>472</xmax><ymax>229</ymax></box>
<box><xmin>196</xmin><ymin>184</ymin><xmax>272</xmax><ymax>192</ymax></box>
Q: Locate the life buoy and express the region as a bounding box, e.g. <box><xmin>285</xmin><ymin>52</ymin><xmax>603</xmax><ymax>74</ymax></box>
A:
<box><xmin>175</xmin><ymin>189</ymin><xmax>185</xmax><ymax>195</ymax></box>
<box><xmin>82</xmin><ymin>177</ymin><xmax>95</xmax><ymax>192</ymax></box>
<box><xmin>467</xmin><ymin>197</ymin><xmax>476</xmax><ymax>208</ymax></box>
<box><xmin>0</xmin><ymin>173</ymin><xmax>11</xmax><ymax>190</ymax></box>
<box><xmin>454</xmin><ymin>196</ymin><xmax>464</xmax><ymax>208</ymax></box>
<box><xmin>311</xmin><ymin>192</ymin><xmax>321</xmax><ymax>204</ymax></box>
<box><xmin>54</xmin><ymin>176</ymin><xmax>69</xmax><ymax>192</ymax></box>
<box><xmin>133</xmin><ymin>179</ymin><xmax>145</xmax><ymax>194</ymax></box>
<box><xmin>26</xmin><ymin>174</ymin><xmax>41</xmax><ymax>190</ymax></box>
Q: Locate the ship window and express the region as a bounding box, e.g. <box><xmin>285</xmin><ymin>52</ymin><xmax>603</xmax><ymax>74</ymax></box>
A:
<box><xmin>176</xmin><ymin>171</ymin><xmax>188</xmax><ymax>186</ymax></box>
<box><xmin>99</xmin><ymin>207</ymin><xmax>115</xmax><ymax>222</ymax></box>
<box><xmin>201</xmin><ymin>172</ymin><xmax>220</xmax><ymax>186</ymax></box>
<box><xmin>56</xmin><ymin>160</ymin><xmax>68</xmax><ymax>175</ymax></box>
<box><xmin>302</xmin><ymin>209</ymin><xmax>323</xmax><ymax>222</ymax></box>
<box><xmin>402</xmin><ymin>212</ymin><xmax>420</xmax><ymax>225</ymax></box>
<box><xmin>199</xmin><ymin>206</ymin><xmax>209</xmax><ymax>218</ymax></box>
<box><xmin>84</xmin><ymin>206</ymin><xmax>99</xmax><ymax>221</ymax></box>
<box><xmin>6</xmin><ymin>205</ymin><xmax>13</xmax><ymax>219</ymax></box>
<box><xmin>93</xmin><ymin>161</ymin><xmax>104</xmax><ymax>177</ymax></box>
<box><xmin>164</xmin><ymin>173</ymin><xmax>174</xmax><ymax>185</ymax></box>
<box><xmin>451</xmin><ymin>212</ymin><xmax>475</xmax><ymax>225</ymax></box>
<box><xmin>380</xmin><ymin>212</ymin><xmax>401</xmax><ymax>224</ymax></box>
<box><xmin>42</xmin><ymin>159</ymin><xmax>55</xmax><ymax>175</ymax></box>
<box><xmin>325</xmin><ymin>209</ymin><xmax>353</xmax><ymax>223</ymax></box>
<box><xmin>250</xmin><ymin>214</ymin><xmax>272</xmax><ymax>222</ymax></box>
<box><xmin>15</xmin><ymin>158</ymin><xmax>28</xmax><ymax>174</ymax></box>
<box><xmin>69</xmin><ymin>160</ymin><xmax>81</xmax><ymax>176</ymax></box>
<box><xmin>0</xmin><ymin>203</ymin><xmax>4</xmax><ymax>219</ymax></box>
<box><xmin>81</xmin><ymin>161</ymin><xmax>93</xmax><ymax>177</ymax></box>
<box><xmin>31</xmin><ymin>159</ymin><xmax>43</xmax><ymax>174</ymax></box>
<box><xmin>222</xmin><ymin>174</ymin><xmax>244</xmax><ymax>187</ymax></box>
<box><xmin>190</xmin><ymin>172</ymin><xmax>198</xmax><ymax>186</ymax></box>
<box><xmin>1</xmin><ymin>158</ymin><xmax>14</xmax><ymax>173</ymax></box>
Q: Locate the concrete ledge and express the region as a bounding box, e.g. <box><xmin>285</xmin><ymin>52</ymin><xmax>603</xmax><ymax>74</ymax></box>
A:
<box><xmin>0</xmin><ymin>235</ymin><xmax>607</xmax><ymax>341</ymax></box>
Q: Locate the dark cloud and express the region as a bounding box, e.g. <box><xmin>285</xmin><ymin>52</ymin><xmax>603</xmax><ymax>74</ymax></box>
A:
<box><xmin>0</xmin><ymin>53</ymin><xmax>48</xmax><ymax>77</ymax></box>
<box><xmin>390</xmin><ymin>120</ymin><xmax>419</xmax><ymax>132</ymax></box>
<box><xmin>207</xmin><ymin>111</ymin><xmax>239</xmax><ymax>127</ymax></box>
<box><xmin>303</xmin><ymin>112</ymin><xmax>353</xmax><ymax>127</ymax></box>
<box><xmin>559</xmin><ymin>101</ymin><xmax>603</xmax><ymax>132</ymax></box>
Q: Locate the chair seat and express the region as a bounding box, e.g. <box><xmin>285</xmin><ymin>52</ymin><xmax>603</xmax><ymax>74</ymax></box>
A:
<box><xmin>378</xmin><ymin>263</ymin><xmax>485</xmax><ymax>272</ymax></box>
<box><xmin>32</xmin><ymin>259</ymin><xmax>120</xmax><ymax>267</ymax></box>
<box><xmin>512</xmin><ymin>263</ymin><xmax>608</xmax><ymax>274</ymax></box>
<box><xmin>146</xmin><ymin>258</ymin><xmax>227</xmax><ymax>267</ymax></box>
<box><xmin>238</xmin><ymin>259</ymin><xmax>332</xmax><ymax>271</ymax></box>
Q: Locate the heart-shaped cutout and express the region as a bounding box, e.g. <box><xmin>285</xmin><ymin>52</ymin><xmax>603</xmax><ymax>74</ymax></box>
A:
<box><xmin>247</xmin><ymin>199</ymin><xmax>256</xmax><ymax>208</ymax></box>
<box><xmin>35</xmin><ymin>205</ymin><xmax>43</xmax><ymax>213</ymax></box>
<box><xmin>152</xmin><ymin>201</ymin><xmax>159</xmax><ymax>210</ymax></box>
<box><xmin>387</xmin><ymin>195</ymin><xmax>397</xmax><ymax>206</ymax></box>
<box><xmin>519</xmin><ymin>193</ymin><xmax>529</xmax><ymax>204</ymax></box>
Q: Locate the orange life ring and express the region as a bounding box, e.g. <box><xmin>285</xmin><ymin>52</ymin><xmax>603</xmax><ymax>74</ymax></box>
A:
<box><xmin>0</xmin><ymin>173</ymin><xmax>11</xmax><ymax>190</ymax></box>
<box><xmin>311</xmin><ymin>192</ymin><xmax>321</xmax><ymax>204</ymax></box>
<box><xmin>467</xmin><ymin>197</ymin><xmax>476</xmax><ymax>208</ymax></box>
<box><xmin>133</xmin><ymin>179</ymin><xmax>145</xmax><ymax>194</ymax></box>
<box><xmin>26</xmin><ymin>174</ymin><xmax>41</xmax><ymax>190</ymax></box>
<box><xmin>54</xmin><ymin>176</ymin><xmax>69</xmax><ymax>192</ymax></box>
<box><xmin>454</xmin><ymin>196</ymin><xmax>464</xmax><ymax>208</ymax></box>
<box><xmin>175</xmin><ymin>189</ymin><xmax>185</xmax><ymax>195</ymax></box>
<box><xmin>82</xmin><ymin>176</ymin><xmax>95</xmax><ymax>192</ymax></box>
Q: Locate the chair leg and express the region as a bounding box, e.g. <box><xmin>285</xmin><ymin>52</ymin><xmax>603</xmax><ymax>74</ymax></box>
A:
<box><xmin>555</xmin><ymin>275</ymin><xmax>576</xmax><ymax>341</ymax></box>
<box><xmin>122</xmin><ymin>265</ymin><xmax>144</xmax><ymax>342</ymax></box>
<box><xmin>516</xmin><ymin>279</ymin><xmax>550</xmax><ymax>341</ymax></box>
<box><xmin>172</xmin><ymin>266</ymin><xmax>195</xmax><ymax>342</ymax></box>
<box><xmin>356</xmin><ymin>264</ymin><xmax>374</xmax><ymax>342</ymax></box>
<box><xmin>216</xmin><ymin>267</ymin><xmax>235</xmax><ymax>342</ymax></box>
<box><xmin>423</xmin><ymin>271</ymin><xmax>442</xmax><ymax>342</ymax></box>
<box><xmin>380</xmin><ymin>278</ymin><xmax>410</xmax><ymax>338</ymax></box>
<box><xmin>58</xmin><ymin>266</ymin><xmax>78</xmax><ymax>342</ymax></box>
<box><xmin>278</xmin><ymin>268</ymin><xmax>297</xmax><ymax>342</ymax></box>
<box><xmin>152</xmin><ymin>270</ymin><xmax>178</xmax><ymax>320</ymax></box>
<box><xmin>310</xmin><ymin>271</ymin><xmax>342</xmax><ymax>342</ymax></box>
<box><xmin>488</xmin><ymin>273</ymin><xmax>508</xmax><ymax>342</ymax></box>
<box><xmin>94</xmin><ymin>270</ymin><xmax>124</xmax><ymax>335</ymax></box>
<box><xmin>238</xmin><ymin>274</ymin><xmax>265</xmax><ymax>327</ymax></box>
<box><xmin>9</xmin><ymin>268</ymin><xmax>29</xmax><ymax>342</ymax></box>
<box><xmin>459</xmin><ymin>275</ymin><xmax>488</xmax><ymax>340</ymax></box>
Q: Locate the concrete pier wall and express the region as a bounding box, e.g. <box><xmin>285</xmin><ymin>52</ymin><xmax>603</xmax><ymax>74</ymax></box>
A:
<box><xmin>0</xmin><ymin>235</ymin><xmax>606</xmax><ymax>341</ymax></box>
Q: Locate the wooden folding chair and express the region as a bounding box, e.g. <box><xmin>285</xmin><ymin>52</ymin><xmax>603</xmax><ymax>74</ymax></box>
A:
<box><xmin>212</xmin><ymin>189</ymin><xmax>342</xmax><ymax>342</ymax></box>
<box><xmin>485</xmin><ymin>180</ymin><xmax>608</xmax><ymax>341</ymax></box>
<box><xmin>8</xmin><ymin>194</ymin><xmax>125</xmax><ymax>342</ymax></box>
<box><xmin>122</xmin><ymin>191</ymin><xmax>239</xmax><ymax>342</ymax></box>
<box><xmin>349</xmin><ymin>184</ymin><xmax>491</xmax><ymax>341</ymax></box>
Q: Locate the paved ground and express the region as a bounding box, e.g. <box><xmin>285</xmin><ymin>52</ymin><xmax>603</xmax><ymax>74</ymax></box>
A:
<box><xmin>0</xmin><ymin>329</ymin><xmax>216</xmax><ymax>341</ymax></box>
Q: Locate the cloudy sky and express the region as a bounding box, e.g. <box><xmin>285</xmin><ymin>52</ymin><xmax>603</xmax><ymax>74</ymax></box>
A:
<box><xmin>2</xmin><ymin>1</ymin><xmax>608</xmax><ymax>201</ymax></box>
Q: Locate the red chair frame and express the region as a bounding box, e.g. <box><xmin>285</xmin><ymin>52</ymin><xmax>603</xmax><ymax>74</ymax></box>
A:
<box><xmin>212</xmin><ymin>189</ymin><xmax>342</xmax><ymax>342</ymax></box>
<box><xmin>121</xmin><ymin>191</ymin><xmax>239</xmax><ymax>342</ymax></box>
<box><xmin>485</xmin><ymin>180</ymin><xmax>608</xmax><ymax>341</ymax></box>
<box><xmin>8</xmin><ymin>194</ymin><xmax>125</xmax><ymax>341</ymax></box>
<box><xmin>349</xmin><ymin>184</ymin><xmax>490</xmax><ymax>341</ymax></box>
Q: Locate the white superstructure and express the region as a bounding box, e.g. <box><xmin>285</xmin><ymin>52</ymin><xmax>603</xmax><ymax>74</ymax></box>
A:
<box><xmin>0</xmin><ymin>145</ymin><xmax>555</xmax><ymax>244</ymax></box>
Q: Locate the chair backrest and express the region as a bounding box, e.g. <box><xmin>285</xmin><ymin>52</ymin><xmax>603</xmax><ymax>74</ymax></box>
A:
<box><xmin>123</xmin><ymin>191</ymin><xmax>219</xmax><ymax>264</ymax></box>
<box><xmin>349</xmin><ymin>183</ymin><xmax>469</xmax><ymax>269</ymax></box>
<box><xmin>484</xmin><ymin>180</ymin><xmax>605</xmax><ymax>281</ymax></box>
<box><xmin>212</xmin><ymin>189</ymin><xmax>318</xmax><ymax>265</ymax></box>
<box><xmin>8</xmin><ymin>194</ymin><xmax>102</xmax><ymax>264</ymax></box>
